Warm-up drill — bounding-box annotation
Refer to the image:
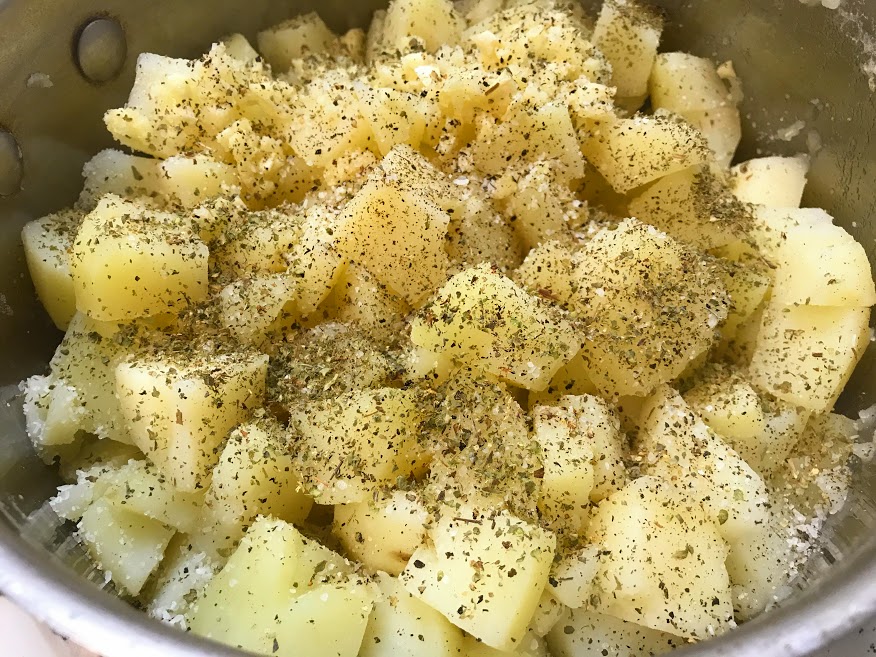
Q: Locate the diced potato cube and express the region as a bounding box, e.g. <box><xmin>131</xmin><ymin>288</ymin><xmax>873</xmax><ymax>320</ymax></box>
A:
<box><xmin>565</xmin><ymin>220</ymin><xmax>729</xmax><ymax>397</ymax></box>
<box><xmin>219</xmin><ymin>273</ymin><xmax>297</xmax><ymax>345</ymax></box>
<box><xmin>527</xmin><ymin>349</ymin><xmax>600</xmax><ymax>409</ymax></box>
<box><xmin>383</xmin><ymin>0</ymin><xmax>464</xmax><ymax>53</ymax></box>
<box><xmin>325</xmin><ymin>262</ymin><xmax>411</xmax><ymax>329</ymax></box>
<box><xmin>401</xmin><ymin>505</ymin><xmax>556</xmax><ymax>651</ymax></box>
<box><xmin>257</xmin><ymin>13</ymin><xmax>337</xmax><ymax>73</ymax></box>
<box><xmin>142</xmin><ymin>534</ymin><xmax>217</xmax><ymax>625</ymax></box>
<box><xmin>289</xmin><ymin>388</ymin><xmax>425</xmax><ymax>504</ymax></box>
<box><xmin>754</xmin><ymin>207</ymin><xmax>876</xmax><ymax>307</ymax></box>
<box><xmin>730</xmin><ymin>155</ymin><xmax>810</xmax><ymax>207</ymax></box>
<box><xmin>215</xmin><ymin>208</ymin><xmax>304</xmax><ymax>276</ymax></box>
<box><xmin>686</xmin><ymin>105</ymin><xmax>742</xmax><ymax>168</ymax></box>
<box><xmin>360</xmin><ymin>574</ymin><xmax>465</xmax><ymax>657</ymax></box>
<box><xmin>337</xmin><ymin>145</ymin><xmax>455</xmax><ymax>305</ymax></box>
<box><xmin>753</xmin><ymin>398</ymin><xmax>811</xmax><ymax>477</ymax></box>
<box><xmin>530</xmin><ymin>591</ymin><xmax>565</xmax><ymax>637</ymax></box>
<box><xmin>439</xmin><ymin>68</ymin><xmax>516</xmax><ymax>126</ymax></box>
<box><xmin>650</xmin><ymin>53</ymin><xmax>732</xmax><ymax>113</ymax></box>
<box><xmin>749</xmin><ymin>304</ymin><xmax>870</xmax><ymax>412</ymax></box>
<box><xmin>548</xmin><ymin>544</ymin><xmax>601</xmax><ymax>609</ymax></box>
<box><xmin>587</xmin><ymin>477</ymin><xmax>733</xmax><ymax>639</ymax></box>
<box><xmin>548</xmin><ymin>609</ymin><xmax>682</xmax><ymax>657</ymax></box>
<box><xmin>80</xmin><ymin>149</ymin><xmax>162</xmax><ymax>208</ymax></box>
<box><xmin>21</xmin><ymin>376</ymin><xmax>85</xmax><ymax>448</ymax></box>
<box><xmin>221</xmin><ymin>33</ymin><xmax>260</xmax><ymax>63</ymax></box>
<box><xmin>593</xmin><ymin>0</ymin><xmax>664</xmax><ymax>108</ymax></box>
<box><xmin>207</xmin><ymin>418</ymin><xmax>313</xmax><ymax>527</ymax></box>
<box><xmin>158</xmin><ymin>155</ymin><xmax>238</xmax><ymax>208</ymax></box>
<box><xmin>514</xmin><ymin>241</ymin><xmax>578</xmax><ymax>307</ymax></box>
<box><xmin>580</xmin><ymin>112</ymin><xmax>711</xmax><ymax>193</ymax></box>
<box><xmin>78</xmin><ymin>497</ymin><xmax>175</xmax><ymax>596</ymax></box>
<box><xmin>333</xmin><ymin>491</ymin><xmax>428</xmax><ymax>576</ymax></box>
<box><xmin>502</xmin><ymin>162</ymin><xmax>581</xmax><ymax>249</ymax></box>
<box><xmin>116</xmin><ymin>349</ymin><xmax>268</xmax><ymax>492</ymax></box>
<box><xmin>21</xmin><ymin>210</ymin><xmax>82</xmax><ymax>330</ymax></box>
<box><xmin>717</xmin><ymin>259</ymin><xmax>772</xmax><ymax>340</ymax></box>
<box><xmin>356</xmin><ymin>84</ymin><xmax>436</xmax><ymax>155</ymax></box>
<box><xmin>639</xmin><ymin>386</ymin><xmax>771</xmax><ymax>543</ymax></box>
<box><xmin>684</xmin><ymin>370</ymin><xmax>766</xmax><ymax>447</ymax></box>
<box><xmin>627</xmin><ymin>166</ymin><xmax>753</xmax><ymax>250</ymax></box>
<box><xmin>410</xmin><ymin>264</ymin><xmax>579</xmax><ymax>391</ymax></box>
<box><xmin>70</xmin><ymin>195</ymin><xmax>208</xmax><ymax>321</ymax></box>
<box><xmin>447</xmin><ymin>190</ymin><xmax>524</xmax><ymax>271</ymax></box>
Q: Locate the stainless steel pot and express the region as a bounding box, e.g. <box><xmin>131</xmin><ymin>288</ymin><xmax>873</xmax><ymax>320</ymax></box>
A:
<box><xmin>1</xmin><ymin>1</ymin><xmax>876</xmax><ymax>655</ymax></box>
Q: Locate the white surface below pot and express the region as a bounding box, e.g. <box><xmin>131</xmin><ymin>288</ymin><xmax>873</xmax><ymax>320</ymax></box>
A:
<box><xmin>0</xmin><ymin>598</ymin><xmax>95</xmax><ymax>657</ymax></box>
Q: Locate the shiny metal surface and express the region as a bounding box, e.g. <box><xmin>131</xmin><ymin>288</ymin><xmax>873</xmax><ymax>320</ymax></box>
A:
<box><xmin>1</xmin><ymin>0</ymin><xmax>876</xmax><ymax>655</ymax></box>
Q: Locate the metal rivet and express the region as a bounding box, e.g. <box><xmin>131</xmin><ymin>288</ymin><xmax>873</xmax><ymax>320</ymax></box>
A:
<box><xmin>76</xmin><ymin>17</ymin><xmax>127</xmax><ymax>84</ymax></box>
<box><xmin>0</xmin><ymin>130</ymin><xmax>23</xmax><ymax>197</ymax></box>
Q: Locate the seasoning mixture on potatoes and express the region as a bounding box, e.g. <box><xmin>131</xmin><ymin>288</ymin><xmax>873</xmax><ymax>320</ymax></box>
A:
<box><xmin>19</xmin><ymin>0</ymin><xmax>875</xmax><ymax>655</ymax></box>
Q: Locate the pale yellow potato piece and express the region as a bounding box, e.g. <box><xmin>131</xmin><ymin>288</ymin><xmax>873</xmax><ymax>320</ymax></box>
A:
<box><xmin>587</xmin><ymin>477</ymin><xmax>733</xmax><ymax>639</ymax></box>
<box><xmin>464</xmin><ymin>632</ymin><xmax>548</xmax><ymax>657</ymax></box>
<box><xmin>356</xmin><ymin>84</ymin><xmax>436</xmax><ymax>155</ymax></box>
<box><xmin>70</xmin><ymin>195</ymin><xmax>208</xmax><ymax>322</ymax></box>
<box><xmin>78</xmin><ymin>496</ymin><xmax>175</xmax><ymax>596</ymax></box>
<box><xmin>749</xmin><ymin>303</ymin><xmax>870</xmax><ymax>412</ymax></box>
<box><xmin>548</xmin><ymin>609</ymin><xmax>682</xmax><ymax>657</ymax></box>
<box><xmin>530</xmin><ymin>591</ymin><xmax>565</xmax><ymax>637</ymax></box>
<box><xmin>514</xmin><ymin>241</ymin><xmax>578</xmax><ymax>306</ymax></box>
<box><xmin>289</xmin><ymin>388</ymin><xmax>425</xmax><ymax>504</ymax></box>
<box><xmin>548</xmin><ymin>544</ymin><xmax>601</xmax><ymax>609</ymax></box>
<box><xmin>333</xmin><ymin>491</ymin><xmax>428</xmax><ymax>576</ymax></box>
<box><xmin>684</xmin><ymin>373</ymin><xmax>766</xmax><ymax>446</ymax></box>
<box><xmin>410</xmin><ymin>264</ymin><xmax>579</xmax><ymax>391</ymax></box>
<box><xmin>221</xmin><ymin>33</ymin><xmax>260</xmax><ymax>63</ymax></box>
<box><xmin>446</xmin><ymin>189</ymin><xmax>525</xmax><ymax>272</ymax></box>
<box><xmin>717</xmin><ymin>259</ymin><xmax>772</xmax><ymax>340</ymax></box>
<box><xmin>401</xmin><ymin>505</ymin><xmax>556</xmax><ymax>651</ymax></box>
<box><xmin>218</xmin><ymin>273</ymin><xmax>297</xmax><ymax>345</ymax></box>
<box><xmin>686</xmin><ymin>104</ymin><xmax>742</xmax><ymax>168</ymax></box>
<box><xmin>21</xmin><ymin>209</ymin><xmax>80</xmax><ymax>330</ymax></box>
<box><xmin>754</xmin><ymin>207</ymin><xmax>876</xmax><ymax>307</ymax></box>
<box><xmin>527</xmin><ymin>349</ymin><xmax>600</xmax><ymax>409</ymax></box>
<box><xmin>142</xmin><ymin>534</ymin><xmax>218</xmax><ymax>623</ymax></box>
<box><xmin>580</xmin><ymin>112</ymin><xmax>711</xmax><ymax>193</ymax></box>
<box><xmin>116</xmin><ymin>349</ymin><xmax>268</xmax><ymax>492</ymax></box>
<box><xmin>215</xmin><ymin>208</ymin><xmax>304</xmax><ymax>276</ymax></box>
<box><xmin>207</xmin><ymin>418</ymin><xmax>313</xmax><ymax>527</ymax></box>
<box><xmin>593</xmin><ymin>0</ymin><xmax>663</xmax><ymax>109</ymax></box>
<box><xmin>325</xmin><ymin>263</ymin><xmax>410</xmax><ymax>329</ymax></box>
<box><xmin>360</xmin><ymin>574</ymin><xmax>465</xmax><ymax>657</ymax></box>
<box><xmin>383</xmin><ymin>0</ymin><xmax>464</xmax><ymax>53</ymax></box>
<box><xmin>158</xmin><ymin>155</ymin><xmax>238</xmax><ymax>208</ymax></box>
<box><xmin>257</xmin><ymin>12</ymin><xmax>337</xmax><ymax>73</ymax></box>
<box><xmin>650</xmin><ymin>52</ymin><xmax>731</xmax><ymax>113</ymax></box>
<box><xmin>337</xmin><ymin>145</ymin><xmax>454</xmax><ymax>305</ymax></box>
<box><xmin>439</xmin><ymin>68</ymin><xmax>516</xmax><ymax>126</ymax></box>
<box><xmin>502</xmin><ymin>161</ymin><xmax>578</xmax><ymax>249</ymax></box>
<box><xmin>730</xmin><ymin>155</ymin><xmax>810</xmax><ymax>207</ymax></box>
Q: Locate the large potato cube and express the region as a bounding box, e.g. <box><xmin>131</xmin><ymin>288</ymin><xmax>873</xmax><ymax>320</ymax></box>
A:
<box><xmin>21</xmin><ymin>210</ymin><xmax>81</xmax><ymax>329</ymax></box>
<box><xmin>410</xmin><ymin>264</ymin><xmax>579</xmax><ymax>391</ymax></box>
<box><xmin>730</xmin><ymin>155</ymin><xmax>809</xmax><ymax>207</ymax></box>
<box><xmin>337</xmin><ymin>145</ymin><xmax>455</xmax><ymax>305</ymax></box>
<box><xmin>356</xmin><ymin>84</ymin><xmax>436</xmax><ymax>155</ymax></box>
<box><xmin>116</xmin><ymin>349</ymin><xmax>268</xmax><ymax>491</ymax></box>
<box><xmin>401</xmin><ymin>505</ymin><xmax>556</xmax><ymax>651</ymax></box>
<box><xmin>70</xmin><ymin>195</ymin><xmax>208</xmax><ymax>321</ymax></box>
<box><xmin>650</xmin><ymin>53</ymin><xmax>732</xmax><ymax>114</ymax></box>
<box><xmin>383</xmin><ymin>0</ymin><xmax>464</xmax><ymax>53</ymax></box>
<box><xmin>289</xmin><ymin>388</ymin><xmax>425</xmax><ymax>504</ymax></box>
<box><xmin>580</xmin><ymin>112</ymin><xmax>710</xmax><ymax>193</ymax></box>
<box><xmin>257</xmin><ymin>12</ymin><xmax>337</xmax><ymax>73</ymax></box>
<box><xmin>749</xmin><ymin>303</ymin><xmax>870</xmax><ymax>412</ymax></box>
<box><xmin>587</xmin><ymin>477</ymin><xmax>733</xmax><ymax>639</ymax></box>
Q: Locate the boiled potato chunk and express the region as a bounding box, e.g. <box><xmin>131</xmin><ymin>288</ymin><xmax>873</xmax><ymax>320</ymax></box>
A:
<box><xmin>207</xmin><ymin>417</ymin><xmax>313</xmax><ymax>527</ymax></box>
<box><xmin>527</xmin><ymin>348</ymin><xmax>599</xmax><ymax>409</ymax></box>
<box><xmin>565</xmin><ymin>220</ymin><xmax>729</xmax><ymax>397</ymax></box>
<box><xmin>587</xmin><ymin>477</ymin><xmax>733</xmax><ymax>639</ymax></box>
<box><xmin>70</xmin><ymin>195</ymin><xmax>208</xmax><ymax>321</ymax></box>
<box><xmin>78</xmin><ymin>496</ymin><xmax>175</xmax><ymax>596</ymax></box>
<box><xmin>530</xmin><ymin>592</ymin><xmax>565</xmax><ymax>637</ymax></box>
<box><xmin>337</xmin><ymin>145</ymin><xmax>454</xmax><ymax>305</ymax></box>
<box><xmin>410</xmin><ymin>264</ymin><xmax>579</xmax><ymax>391</ymax></box>
<box><xmin>464</xmin><ymin>633</ymin><xmax>548</xmax><ymax>657</ymax></box>
<box><xmin>401</xmin><ymin>505</ymin><xmax>556</xmax><ymax>651</ymax></box>
<box><xmin>548</xmin><ymin>609</ymin><xmax>681</xmax><ymax>657</ymax></box>
<box><xmin>289</xmin><ymin>388</ymin><xmax>425</xmax><ymax>503</ymax></box>
<box><xmin>360</xmin><ymin>574</ymin><xmax>465</xmax><ymax>657</ymax></box>
<box><xmin>142</xmin><ymin>534</ymin><xmax>217</xmax><ymax>624</ymax></box>
<box><xmin>650</xmin><ymin>53</ymin><xmax>732</xmax><ymax>114</ymax></box>
<box><xmin>326</xmin><ymin>262</ymin><xmax>411</xmax><ymax>329</ymax></box>
<box><xmin>116</xmin><ymin>349</ymin><xmax>268</xmax><ymax>492</ymax></box>
<box><xmin>593</xmin><ymin>0</ymin><xmax>664</xmax><ymax>108</ymax></box>
<box><xmin>753</xmin><ymin>207</ymin><xmax>876</xmax><ymax>307</ymax></box>
<box><xmin>687</xmin><ymin>104</ymin><xmax>742</xmax><ymax>168</ymax></box>
<box><xmin>382</xmin><ymin>0</ymin><xmax>464</xmax><ymax>53</ymax></box>
<box><xmin>717</xmin><ymin>259</ymin><xmax>772</xmax><ymax>341</ymax></box>
<box><xmin>333</xmin><ymin>490</ymin><xmax>428</xmax><ymax>576</ymax></box>
<box><xmin>683</xmin><ymin>370</ymin><xmax>766</xmax><ymax>448</ymax></box>
<box><xmin>639</xmin><ymin>386</ymin><xmax>771</xmax><ymax>543</ymax></box>
<box><xmin>501</xmin><ymin>162</ymin><xmax>581</xmax><ymax>249</ymax></box>
<box><xmin>257</xmin><ymin>12</ymin><xmax>337</xmax><ymax>73</ymax></box>
<box><xmin>580</xmin><ymin>112</ymin><xmax>711</xmax><ymax>193</ymax></box>
<box><xmin>21</xmin><ymin>375</ymin><xmax>86</xmax><ymax>448</ymax></box>
<box><xmin>749</xmin><ymin>304</ymin><xmax>870</xmax><ymax>412</ymax></box>
<box><xmin>21</xmin><ymin>209</ymin><xmax>81</xmax><ymax>329</ymax></box>
<box><xmin>730</xmin><ymin>155</ymin><xmax>810</xmax><ymax>207</ymax></box>
<box><xmin>356</xmin><ymin>84</ymin><xmax>435</xmax><ymax>155</ymax></box>
<box><xmin>548</xmin><ymin>544</ymin><xmax>601</xmax><ymax>609</ymax></box>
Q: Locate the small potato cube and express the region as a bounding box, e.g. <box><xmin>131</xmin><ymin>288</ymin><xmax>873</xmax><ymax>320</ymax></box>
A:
<box><xmin>142</xmin><ymin>534</ymin><xmax>217</xmax><ymax>623</ymax></box>
<box><xmin>749</xmin><ymin>304</ymin><xmax>870</xmax><ymax>412</ymax></box>
<box><xmin>410</xmin><ymin>264</ymin><xmax>579</xmax><ymax>391</ymax></box>
<box><xmin>257</xmin><ymin>13</ymin><xmax>337</xmax><ymax>73</ymax></box>
<box><xmin>587</xmin><ymin>477</ymin><xmax>733</xmax><ymax>639</ymax></box>
<box><xmin>383</xmin><ymin>0</ymin><xmax>464</xmax><ymax>53</ymax></box>
<box><xmin>548</xmin><ymin>545</ymin><xmax>601</xmax><ymax>609</ymax></box>
<box><xmin>717</xmin><ymin>259</ymin><xmax>772</xmax><ymax>341</ymax></box>
<box><xmin>754</xmin><ymin>207</ymin><xmax>876</xmax><ymax>307</ymax></box>
<box><xmin>548</xmin><ymin>609</ymin><xmax>682</xmax><ymax>657</ymax></box>
<box><xmin>78</xmin><ymin>497</ymin><xmax>175</xmax><ymax>596</ymax></box>
<box><xmin>207</xmin><ymin>417</ymin><xmax>313</xmax><ymax>527</ymax></box>
<box><xmin>650</xmin><ymin>53</ymin><xmax>732</xmax><ymax>114</ymax></box>
<box><xmin>684</xmin><ymin>371</ymin><xmax>766</xmax><ymax>447</ymax></box>
<box><xmin>360</xmin><ymin>574</ymin><xmax>465</xmax><ymax>657</ymax></box>
<box><xmin>215</xmin><ymin>208</ymin><xmax>304</xmax><ymax>276</ymax></box>
<box><xmin>730</xmin><ymin>155</ymin><xmax>810</xmax><ymax>207</ymax></box>
<box><xmin>527</xmin><ymin>349</ymin><xmax>600</xmax><ymax>409</ymax></box>
<box><xmin>580</xmin><ymin>112</ymin><xmax>711</xmax><ymax>193</ymax></box>
<box><xmin>356</xmin><ymin>84</ymin><xmax>436</xmax><ymax>155</ymax></box>
<box><xmin>333</xmin><ymin>491</ymin><xmax>428</xmax><ymax>576</ymax></box>
<box><xmin>337</xmin><ymin>145</ymin><xmax>455</xmax><ymax>305</ymax></box>
<box><xmin>116</xmin><ymin>349</ymin><xmax>268</xmax><ymax>491</ymax></box>
<box><xmin>593</xmin><ymin>0</ymin><xmax>664</xmax><ymax>109</ymax></box>
<box><xmin>158</xmin><ymin>155</ymin><xmax>238</xmax><ymax>208</ymax></box>
<box><xmin>70</xmin><ymin>195</ymin><xmax>208</xmax><ymax>322</ymax></box>
<box><xmin>447</xmin><ymin>190</ymin><xmax>524</xmax><ymax>271</ymax></box>
<box><xmin>514</xmin><ymin>241</ymin><xmax>578</xmax><ymax>306</ymax></box>
<box><xmin>530</xmin><ymin>592</ymin><xmax>565</xmax><ymax>637</ymax></box>
<box><xmin>502</xmin><ymin>162</ymin><xmax>581</xmax><ymax>249</ymax></box>
<box><xmin>686</xmin><ymin>105</ymin><xmax>742</xmax><ymax>168</ymax></box>
<box><xmin>21</xmin><ymin>209</ymin><xmax>81</xmax><ymax>329</ymax></box>
<box><xmin>219</xmin><ymin>273</ymin><xmax>297</xmax><ymax>345</ymax></box>
<box><xmin>401</xmin><ymin>505</ymin><xmax>556</xmax><ymax>651</ymax></box>
<box><xmin>289</xmin><ymin>388</ymin><xmax>425</xmax><ymax>504</ymax></box>
<box><xmin>221</xmin><ymin>33</ymin><xmax>260</xmax><ymax>63</ymax></box>
<box><xmin>80</xmin><ymin>150</ymin><xmax>162</xmax><ymax>208</ymax></box>
<box><xmin>325</xmin><ymin>263</ymin><xmax>411</xmax><ymax>329</ymax></box>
